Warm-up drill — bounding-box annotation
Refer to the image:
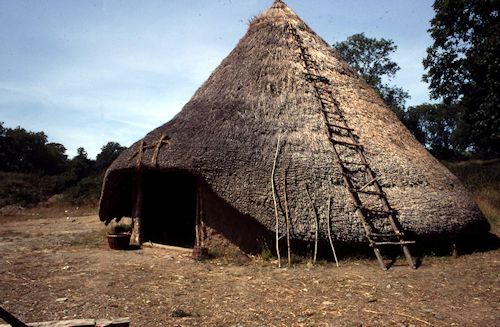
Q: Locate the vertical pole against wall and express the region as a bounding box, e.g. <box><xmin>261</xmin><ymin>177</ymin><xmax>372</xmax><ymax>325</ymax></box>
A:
<box><xmin>192</xmin><ymin>178</ymin><xmax>209</xmax><ymax>260</ymax></box>
<box><xmin>132</xmin><ymin>170</ymin><xmax>144</xmax><ymax>245</ymax></box>
<box><xmin>195</xmin><ymin>180</ymin><xmax>201</xmax><ymax>247</ymax></box>
<box><xmin>195</xmin><ymin>179</ymin><xmax>205</xmax><ymax>247</ymax></box>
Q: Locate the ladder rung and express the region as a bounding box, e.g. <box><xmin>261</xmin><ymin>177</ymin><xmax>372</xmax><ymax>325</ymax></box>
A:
<box><xmin>351</xmin><ymin>189</ymin><xmax>384</xmax><ymax>196</ymax></box>
<box><xmin>372</xmin><ymin>240</ymin><xmax>416</xmax><ymax>246</ymax></box>
<box><xmin>323</xmin><ymin>110</ymin><xmax>342</xmax><ymax>117</ymax></box>
<box><xmin>319</xmin><ymin>99</ymin><xmax>335</xmax><ymax>106</ymax></box>
<box><xmin>317</xmin><ymin>93</ymin><xmax>333</xmax><ymax>99</ymax></box>
<box><xmin>357</xmin><ymin>207</ymin><xmax>395</xmax><ymax>215</ymax></box>
<box><xmin>306</xmin><ymin>74</ymin><xmax>331</xmax><ymax>84</ymax></box>
<box><xmin>327</xmin><ymin>123</ymin><xmax>353</xmax><ymax>131</ymax></box>
<box><xmin>329</xmin><ymin>129</ymin><xmax>350</xmax><ymax>137</ymax></box>
<box><xmin>369</xmin><ymin>232</ymin><xmax>404</xmax><ymax>238</ymax></box>
<box><xmin>330</xmin><ymin>139</ymin><xmax>363</xmax><ymax>148</ymax></box>
<box><xmin>305</xmin><ymin>72</ymin><xmax>327</xmax><ymax>78</ymax></box>
<box><xmin>318</xmin><ymin>98</ymin><xmax>334</xmax><ymax>105</ymax></box>
<box><xmin>337</xmin><ymin>160</ymin><xmax>368</xmax><ymax>166</ymax></box>
<box><xmin>316</xmin><ymin>86</ymin><xmax>331</xmax><ymax>93</ymax></box>
<box><xmin>358</xmin><ymin>177</ymin><xmax>378</xmax><ymax>191</ymax></box>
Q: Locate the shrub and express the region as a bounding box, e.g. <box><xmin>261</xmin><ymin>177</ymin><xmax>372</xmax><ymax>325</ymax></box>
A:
<box><xmin>445</xmin><ymin>159</ymin><xmax>500</xmax><ymax>226</ymax></box>
<box><xmin>62</xmin><ymin>174</ymin><xmax>103</xmax><ymax>205</ymax></box>
<box><xmin>0</xmin><ymin>172</ymin><xmax>45</xmax><ymax>207</ymax></box>
<box><xmin>109</xmin><ymin>222</ymin><xmax>132</xmax><ymax>234</ymax></box>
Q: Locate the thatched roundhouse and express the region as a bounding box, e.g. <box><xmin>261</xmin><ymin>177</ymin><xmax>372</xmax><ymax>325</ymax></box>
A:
<box><xmin>99</xmin><ymin>1</ymin><xmax>487</xmax><ymax>256</ymax></box>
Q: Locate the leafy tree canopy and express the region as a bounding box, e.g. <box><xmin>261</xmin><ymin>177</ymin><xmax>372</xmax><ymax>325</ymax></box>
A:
<box><xmin>333</xmin><ymin>33</ymin><xmax>410</xmax><ymax>113</ymax></box>
<box><xmin>95</xmin><ymin>142</ymin><xmax>126</xmax><ymax>171</ymax></box>
<box><xmin>423</xmin><ymin>0</ymin><xmax>500</xmax><ymax>157</ymax></box>
<box><xmin>0</xmin><ymin>122</ymin><xmax>128</xmax><ymax>206</ymax></box>
<box><xmin>403</xmin><ymin>103</ymin><xmax>460</xmax><ymax>159</ymax></box>
<box><xmin>0</xmin><ymin>122</ymin><xmax>68</xmax><ymax>174</ymax></box>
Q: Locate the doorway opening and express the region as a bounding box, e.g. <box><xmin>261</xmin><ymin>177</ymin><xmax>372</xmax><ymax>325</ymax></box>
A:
<box><xmin>141</xmin><ymin>170</ymin><xmax>197</xmax><ymax>248</ymax></box>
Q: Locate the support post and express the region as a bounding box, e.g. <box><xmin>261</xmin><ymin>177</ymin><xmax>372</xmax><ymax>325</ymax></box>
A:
<box><xmin>192</xmin><ymin>179</ymin><xmax>208</xmax><ymax>260</ymax></box>
<box><xmin>195</xmin><ymin>179</ymin><xmax>204</xmax><ymax>247</ymax></box>
<box><xmin>131</xmin><ymin>170</ymin><xmax>144</xmax><ymax>245</ymax></box>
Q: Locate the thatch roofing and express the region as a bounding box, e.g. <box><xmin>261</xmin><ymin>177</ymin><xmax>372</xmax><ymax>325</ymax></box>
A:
<box><xmin>99</xmin><ymin>1</ymin><xmax>487</xmax><ymax>243</ymax></box>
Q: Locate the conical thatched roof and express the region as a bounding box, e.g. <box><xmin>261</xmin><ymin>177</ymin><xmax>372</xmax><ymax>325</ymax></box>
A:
<box><xmin>99</xmin><ymin>1</ymin><xmax>487</xmax><ymax>244</ymax></box>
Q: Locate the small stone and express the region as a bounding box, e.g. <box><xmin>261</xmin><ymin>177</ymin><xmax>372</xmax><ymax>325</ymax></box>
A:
<box><xmin>386</xmin><ymin>284</ymin><xmax>391</xmax><ymax>289</ymax></box>
<box><xmin>164</xmin><ymin>255</ymin><xmax>174</xmax><ymax>260</ymax></box>
<box><xmin>297</xmin><ymin>317</ymin><xmax>307</xmax><ymax>322</ymax></box>
<box><xmin>435</xmin><ymin>314</ymin><xmax>445</xmax><ymax>320</ymax></box>
<box><xmin>55</xmin><ymin>297</ymin><xmax>68</xmax><ymax>303</ymax></box>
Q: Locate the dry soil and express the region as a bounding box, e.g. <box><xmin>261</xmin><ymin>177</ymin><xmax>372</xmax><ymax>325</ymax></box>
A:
<box><xmin>0</xmin><ymin>211</ymin><xmax>498</xmax><ymax>326</ymax></box>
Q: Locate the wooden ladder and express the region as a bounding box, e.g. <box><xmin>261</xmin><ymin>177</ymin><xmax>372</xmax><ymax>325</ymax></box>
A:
<box><xmin>287</xmin><ymin>24</ymin><xmax>416</xmax><ymax>270</ymax></box>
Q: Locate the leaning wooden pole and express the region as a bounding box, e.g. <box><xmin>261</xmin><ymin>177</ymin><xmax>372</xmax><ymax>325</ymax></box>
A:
<box><xmin>283</xmin><ymin>170</ymin><xmax>291</xmax><ymax>267</ymax></box>
<box><xmin>305</xmin><ymin>185</ymin><xmax>319</xmax><ymax>265</ymax></box>
<box><xmin>326</xmin><ymin>195</ymin><xmax>339</xmax><ymax>267</ymax></box>
<box><xmin>271</xmin><ymin>136</ymin><xmax>281</xmax><ymax>268</ymax></box>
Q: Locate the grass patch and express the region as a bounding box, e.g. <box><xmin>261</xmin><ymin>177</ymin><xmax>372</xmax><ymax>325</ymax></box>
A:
<box><xmin>65</xmin><ymin>229</ymin><xmax>107</xmax><ymax>248</ymax></box>
<box><xmin>445</xmin><ymin>159</ymin><xmax>500</xmax><ymax>230</ymax></box>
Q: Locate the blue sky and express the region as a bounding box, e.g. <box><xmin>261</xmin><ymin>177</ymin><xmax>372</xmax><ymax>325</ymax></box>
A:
<box><xmin>0</xmin><ymin>0</ymin><xmax>435</xmax><ymax>158</ymax></box>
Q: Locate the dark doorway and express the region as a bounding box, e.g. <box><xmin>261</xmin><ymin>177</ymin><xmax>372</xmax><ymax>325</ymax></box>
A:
<box><xmin>142</xmin><ymin>171</ymin><xmax>197</xmax><ymax>248</ymax></box>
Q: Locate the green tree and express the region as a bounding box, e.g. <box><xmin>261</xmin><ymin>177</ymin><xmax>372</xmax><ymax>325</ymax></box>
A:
<box><xmin>95</xmin><ymin>142</ymin><xmax>126</xmax><ymax>171</ymax></box>
<box><xmin>423</xmin><ymin>0</ymin><xmax>500</xmax><ymax>157</ymax></box>
<box><xmin>333</xmin><ymin>33</ymin><xmax>410</xmax><ymax>114</ymax></box>
<box><xmin>404</xmin><ymin>103</ymin><xmax>460</xmax><ymax>159</ymax></box>
<box><xmin>70</xmin><ymin>147</ymin><xmax>93</xmax><ymax>179</ymax></box>
<box><xmin>0</xmin><ymin>123</ymin><xmax>68</xmax><ymax>174</ymax></box>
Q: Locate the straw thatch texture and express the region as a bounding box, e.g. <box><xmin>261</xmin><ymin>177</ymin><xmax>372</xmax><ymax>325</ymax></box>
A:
<box><xmin>99</xmin><ymin>1</ymin><xmax>487</xmax><ymax>244</ymax></box>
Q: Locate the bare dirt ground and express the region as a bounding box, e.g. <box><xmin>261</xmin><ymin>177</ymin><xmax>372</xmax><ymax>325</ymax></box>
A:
<box><xmin>0</xmin><ymin>210</ymin><xmax>499</xmax><ymax>326</ymax></box>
